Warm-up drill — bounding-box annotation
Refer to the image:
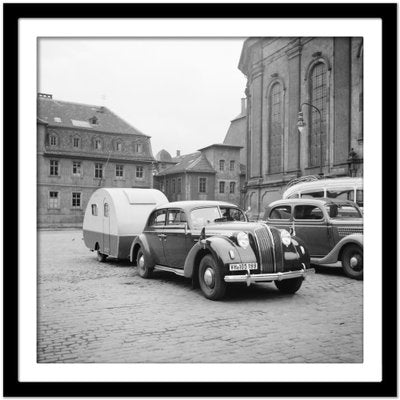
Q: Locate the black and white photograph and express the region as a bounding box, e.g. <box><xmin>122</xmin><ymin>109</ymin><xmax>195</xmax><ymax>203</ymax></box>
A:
<box><xmin>37</xmin><ymin>35</ymin><xmax>364</xmax><ymax>364</ymax></box>
<box><xmin>4</xmin><ymin>3</ymin><xmax>396</xmax><ymax>397</ymax></box>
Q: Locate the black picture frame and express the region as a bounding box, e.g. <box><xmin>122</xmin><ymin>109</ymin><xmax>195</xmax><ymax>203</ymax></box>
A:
<box><xmin>4</xmin><ymin>2</ymin><xmax>397</xmax><ymax>397</ymax></box>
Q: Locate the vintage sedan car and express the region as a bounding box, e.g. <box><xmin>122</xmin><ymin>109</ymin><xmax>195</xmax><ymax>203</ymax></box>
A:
<box><xmin>130</xmin><ymin>200</ymin><xmax>313</xmax><ymax>300</ymax></box>
<box><xmin>263</xmin><ymin>198</ymin><xmax>363</xmax><ymax>280</ymax></box>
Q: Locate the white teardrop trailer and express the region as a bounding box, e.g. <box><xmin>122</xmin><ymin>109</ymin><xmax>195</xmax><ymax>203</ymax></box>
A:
<box><xmin>83</xmin><ymin>188</ymin><xmax>168</xmax><ymax>261</ymax></box>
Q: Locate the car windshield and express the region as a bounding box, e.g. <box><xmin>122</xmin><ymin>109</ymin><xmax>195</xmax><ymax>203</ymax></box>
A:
<box><xmin>324</xmin><ymin>204</ymin><xmax>362</xmax><ymax>219</ymax></box>
<box><xmin>190</xmin><ymin>207</ymin><xmax>221</xmax><ymax>229</ymax></box>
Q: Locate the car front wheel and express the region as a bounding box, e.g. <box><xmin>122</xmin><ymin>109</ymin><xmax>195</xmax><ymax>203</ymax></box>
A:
<box><xmin>275</xmin><ymin>277</ymin><xmax>303</xmax><ymax>294</ymax></box>
<box><xmin>136</xmin><ymin>248</ymin><xmax>153</xmax><ymax>279</ymax></box>
<box><xmin>198</xmin><ymin>255</ymin><xmax>226</xmax><ymax>300</ymax></box>
<box><xmin>342</xmin><ymin>244</ymin><xmax>363</xmax><ymax>280</ymax></box>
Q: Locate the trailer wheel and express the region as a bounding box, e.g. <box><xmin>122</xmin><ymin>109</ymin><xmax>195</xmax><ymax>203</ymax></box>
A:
<box><xmin>136</xmin><ymin>248</ymin><xmax>153</xmax><ymax>278</ymax></box>
<box><xmin>97</xmin><ymin>250</ymin><xmax>107</xmax><ymax>263</ymax></box>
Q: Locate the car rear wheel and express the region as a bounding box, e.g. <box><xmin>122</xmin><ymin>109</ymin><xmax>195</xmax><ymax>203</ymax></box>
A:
<box><xmin>136</xmin><ymin>248</ymin><xmax>153</xmax><ymax>279</ymax></box>
<box><xmin>198</xmin><ymin>255</ymin><xmax>226</xmax><ymax>300</ymax></box>
<box><xmin>275</xmin><ymin>277</ymin><xmax>303</xmax><ymax>294</ymax></box>
<box><xmin>342</xmin><ymin>244</ymin><xmax>363</xmax><ymax>280</ymax></box>
<box><xmin>97</xmin><ymin>250</ymin><xmax>107</xmax><ymax>262</ymax></box>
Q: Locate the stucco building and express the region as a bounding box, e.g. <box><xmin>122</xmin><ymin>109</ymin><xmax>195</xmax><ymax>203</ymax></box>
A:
<box><xmin>154</xmin><ymin>144</ymin><xmax>243</xmax><ymax>205</ymax></box>
<box><xmin>239</xmin><ymin>37</ymin><xmax>364</xmax><ymax>217</ymax></box>
<box><xmin>37</xmin><ymin>93</ymin><xmax>155</xmax><ymax>227</ymax></box>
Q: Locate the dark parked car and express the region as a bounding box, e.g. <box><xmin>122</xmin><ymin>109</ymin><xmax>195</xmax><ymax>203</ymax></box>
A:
<box><xmin>264</xmin><ymin>198</ymin><xmax>363</xmax><ymax>280</ymax></box>
<box><xmin>130</xmin><ymin>200</ymin><xmax>313</xmax><ymax>300</ymax></box>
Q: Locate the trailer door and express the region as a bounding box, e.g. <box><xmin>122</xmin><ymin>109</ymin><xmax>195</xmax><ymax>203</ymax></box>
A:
<box><xmin>102</xmin><ymin>200</ymin><xmax>111</xmax><ymax>254</ymax></box>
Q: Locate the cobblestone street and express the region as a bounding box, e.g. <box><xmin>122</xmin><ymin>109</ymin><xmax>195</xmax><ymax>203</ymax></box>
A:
<box><xmin>37</xmin><ymin>230</ymin><xmax>363</xmax><ymax>363</ymax></box>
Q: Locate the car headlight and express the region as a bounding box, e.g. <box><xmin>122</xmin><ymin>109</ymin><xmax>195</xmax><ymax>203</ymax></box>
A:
<box><xmin>280</xmin><ymin>229</ymin><xmax>291</xmax><ymax>247</ymax></box>
<box><xmin>236</xmin><ymin>231</ymin><xmax>249</xmax><ymax>249</ymax></box>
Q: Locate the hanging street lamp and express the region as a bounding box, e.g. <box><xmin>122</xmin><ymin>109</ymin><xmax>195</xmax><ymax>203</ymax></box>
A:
<box><xmin>297</xmin><ymin>102</ymin><xmax>324</xmax><ymax>176</ymax></box>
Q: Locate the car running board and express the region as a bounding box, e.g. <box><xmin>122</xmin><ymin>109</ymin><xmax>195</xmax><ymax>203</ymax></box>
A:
<box><xmin>154</xmin><ymin>265</ymin><xmax>185</xmax><ymax>276</ymax></box>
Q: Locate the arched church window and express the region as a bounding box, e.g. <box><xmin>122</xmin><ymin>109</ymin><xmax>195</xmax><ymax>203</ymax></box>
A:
<box><xmin>310</xmin><ymin>62</ymin><xmax>328</xmax><ymax>168</ymax></box>
<box><xmin>269</xmin><ymin>82</ymin><xmax>283</xmax><ymax>173</ymax></box>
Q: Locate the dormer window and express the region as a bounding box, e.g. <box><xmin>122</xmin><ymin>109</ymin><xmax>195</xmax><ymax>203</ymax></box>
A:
<box><xmin>89</xmin><ymin>116</ymin><xmax>98</xmax><ymax>125</ymax></box>
<box><xmin>134</xmin><ymin>143</ymin><xmax>143</xmax><ymax>153</ymax></box>
<box><xmin>116</xmin><ymin>141</ymin><xmax>122</xmax><ymax>152</ymax></box>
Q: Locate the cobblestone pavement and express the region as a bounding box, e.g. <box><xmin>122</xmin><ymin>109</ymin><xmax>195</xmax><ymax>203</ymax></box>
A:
<box><xmin>37</xmin><ymin>230</ymin><xmax>363</xmax><ymax>363</ymax></box>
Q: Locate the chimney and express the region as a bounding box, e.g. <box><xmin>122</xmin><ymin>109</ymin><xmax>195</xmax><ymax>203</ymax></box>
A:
<box><xmin>241</xmin><ymin>98</ymin><xmax>246</xmax><ymax>115</ymax></box>
<box><xmin>176</xmin><ymin>150</ymin><xmax>181</xmax><ymax>157</ymax></box>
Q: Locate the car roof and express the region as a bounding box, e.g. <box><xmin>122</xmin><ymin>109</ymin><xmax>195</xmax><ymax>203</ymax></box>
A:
<box><xmin>154</xmin><ymin>200</ymin><xmax>239</xmax><ymax>212</ymax></box>
<box><xmin>266</xmin><ymin>197</ymin><xmax>358</xmax><ymax>209</ymax></box>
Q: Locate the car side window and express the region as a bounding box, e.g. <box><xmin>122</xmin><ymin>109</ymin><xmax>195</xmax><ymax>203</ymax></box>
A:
<box><xmin>300</xmin><ymin>190</ymin><xmax>324</xmax><ymax>199</ymax></box>
<box><xmin>167</xmin><ymin>210</ymin><xmax>187</xmax><ymax>225</ymax></box>
<box><xmin>294</xmin><ymin>205</ymin><xmax>324</xmax><ymax>220</ymax></box>
<box><xmin>149</xmin><ymin>210</ymin><xmax>167</xmax><ymax>226</ymax></box>
<box><xmin>269</xmin><ymin>205</ymin><xmax>291</xmax><ymax>220</ymax></box>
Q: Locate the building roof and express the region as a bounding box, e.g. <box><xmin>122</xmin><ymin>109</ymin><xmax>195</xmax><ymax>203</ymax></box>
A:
<box><xmin>197</xmin><ymin>143</ymin><xmax>243</xmax><ymax>152</ymax></box>
<box><xmin>155</xmin><ymin>149</ymin><xmax>173</xmax><ymax>162</ymax></box>
<box><xmin>37</xmin><ymin>94</ymin><xmax>148</xmax><ymax>136</ymax></box>
<box><xmin>156</xmin><ymin>152</ymin><xmax>216</xmax><ymax>176</ymax></box>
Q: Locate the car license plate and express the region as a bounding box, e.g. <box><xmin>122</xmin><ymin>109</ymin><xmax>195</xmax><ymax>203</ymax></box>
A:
<box><xmin>229</xmin><ymin>262</ymin><xmax>258</xmax><ymax>271</ymax></box>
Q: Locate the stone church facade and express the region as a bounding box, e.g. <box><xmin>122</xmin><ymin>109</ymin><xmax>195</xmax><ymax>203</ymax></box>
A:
<box><xmin>238</xmin><ymin>37</ymin><xmax>363</xmax><ymax>217</ymax></box>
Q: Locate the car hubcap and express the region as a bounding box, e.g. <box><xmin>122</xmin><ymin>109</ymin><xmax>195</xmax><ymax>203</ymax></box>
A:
<box><xmin>204</xmin><ymin>267</ymin><xmax>215</xmax><ymax>288</ymax></box>
<box><xmin>138</xmin><ymin>255</ymin><xmax>145</xmax><ymax>271</ymax></box>
<box><xmin>350</xmin><ymin>254</ymin><xmax>362</xmax><ymax>271</ymax></box>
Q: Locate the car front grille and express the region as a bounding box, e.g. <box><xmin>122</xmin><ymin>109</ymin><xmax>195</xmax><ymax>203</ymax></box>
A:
<box><xmin>254</xmin><ymin>226</ymin><xmax>276</xmax><ymax>273</ymax></box>
<box><xmin>337</xmin><ymin>226</ymin><xmax>363</xmax><ymax>238</ymax></box>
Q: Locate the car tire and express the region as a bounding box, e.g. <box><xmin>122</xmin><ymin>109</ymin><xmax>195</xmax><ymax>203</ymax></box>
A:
<box><xmin>342</xmin><ymin>244</ymin><xmax>363</xmax><ymax>280</ymax></box>
<box><xmin>275</xmin><ymin>277</ymin><xmax>303</xmax><ymax>294</ymax></box>
<box><xmin>136</xmin><ymin>248</ymin><xmax>153</xmax><ymax>279</ymax></box>
<box><xmin>97</xmin><ymin>250</ymin><xmax>107</xmax><ymax>263</ymax></box>
<box><xmin>198</xmin><ymin>255</ymin><xmax>226</xmax><ymax>300</ymax></box>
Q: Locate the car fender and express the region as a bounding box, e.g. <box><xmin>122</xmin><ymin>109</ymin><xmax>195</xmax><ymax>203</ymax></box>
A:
<box><xmin>129</xmin><ymin>234</ymin><xmax>156</xmax><ymax>266</ymax></box>
<box><xmin>311</xmin><ymin>233</ymin><xmax>363</xmax><ymax>265</ymax></box>
<box><xmin>183</xmin><ymin>235</ymin><xmax>256</xmax><ymax>278</ymax></box>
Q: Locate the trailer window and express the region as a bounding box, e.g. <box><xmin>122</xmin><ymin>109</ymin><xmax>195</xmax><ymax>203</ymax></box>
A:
<box><xmin>104</xmin><ymin>203</ymin><xmax>109</xmax><ymax>217</ymax></box>
<box><xmin>91</xmin><ymin>204</ymin><xmax>98</xmax><ymax>216</ymax></box>
<box><xmin>300</xmin><ymin>190</ymin><xmax>324</xmax><ymax>199</ymax></box>
<box><xmin>327</xmin><ymin>188</ymin><xmax>354</xmax><ymax>202</ymax></box>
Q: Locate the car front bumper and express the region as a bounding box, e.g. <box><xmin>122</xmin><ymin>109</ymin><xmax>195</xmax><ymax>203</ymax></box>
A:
<box><xmin>224</xmin><ymin>267</ymin><xmax>315</xmax><ymax>285</ymax></box>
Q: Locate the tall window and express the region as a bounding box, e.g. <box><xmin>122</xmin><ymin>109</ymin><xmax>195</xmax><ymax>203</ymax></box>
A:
<box><xmin>199</xmin><ymin>177</ymin><xmax>207</xmax><ymax>193</ymax></box>
<box><xmin>229</xmin><ymin>160</ymin><xmax>235</xmax><ymax>171</ymax></box>
<box><xmin>73</xmin><ymin>137</ymin><xmax>80</xmax><ymax>148</ymax></box>
<box><xmin>48</xmin><ymin>191</ymin><xmax>59</xmax><ymax>209</ymax></box>
<box><xmin>219</xmin><ymin>181</ymin><xmax>225</xmax><ymax>194</ymax></box>
<box><xmin>269</xmin><ymin>82</ymin><xmax>283</xmax><ymax>173</ymax></box>
<box><xmin>72</xmin><ymin>161</ymin><xmax>81</xmax><ymax>176</ymax></box>
<box><xmin>115</xmin><ymin>164</ymin><xmax>124</xmax><ymax>178</ymax></box>
<box><xmin>219</xmin><ymin>160</ymin><xmax>225</xmax><ymax>171</ymax></box>
<box><xmin>49</xmin><ymin>135</ymin><xmax>57</xmax><ymax>146</ymax></box>
<box><xmin>136</xmin><ymin>166</ymin><xmax>144</xmax><ymax>179</ymax></box>
<box><xmin>172</xmin><ymin>179</ymin><xmax>176</xmax><ymax>193</ymax></box>
<box><xmin>310</xmin><ymin>62</ymin><xmax>328</xmax><ymax>167</ymax></box>
<box><xmin>72</xmin><ymin>192</ymin><xmax>81</xmax><ymax>208</ymax></box>
<box><xmin>94</xmin><ymin>139</ymin><xmax>102</xmax><ymax>150</ymax></box>
<box><xmin>177</xmin><ymin>178</ymin><xmax>182</xmax><ymax>193</ymax></box>
<box><xmin>134</xmin><ymin>143</ymin><xmax>143</xmax><ymax>153</ymax></box>
<box><xmin>229</xmin><ymin>182</ymin><xmax>235</xmax><ymax>194</ymax></box>
<box><xmin>95</xmin><ymin>163</ymin><xmax>103</xmax><ymax>178</ymax></box>
<box><xmin>50</xmin><ymin>160</ymin><xmax>59</xmax><ymax>176</ymax></box>
<box><xmin>116</xmin><ymin>141</ymin><xmax>122</xmax><ymax>151</ymax></box>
